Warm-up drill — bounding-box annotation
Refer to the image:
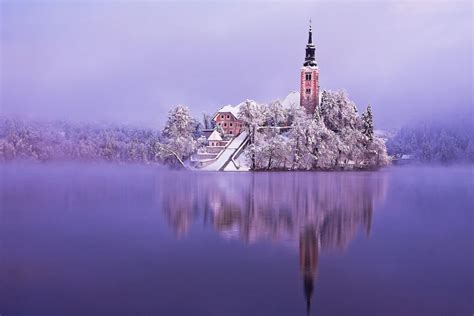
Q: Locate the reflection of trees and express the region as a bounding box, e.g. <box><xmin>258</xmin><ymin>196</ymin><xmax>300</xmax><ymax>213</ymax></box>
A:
<box><xmin>155</xmin><ymin>171</ymin><xmax>388</xmax><ymax>313</ymax></box>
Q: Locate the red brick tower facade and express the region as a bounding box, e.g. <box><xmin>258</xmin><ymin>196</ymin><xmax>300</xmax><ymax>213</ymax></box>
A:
<box><xmin>300</xmin><ymin>22</ymin><xmax>319</xmax><ymax>115</ymax></box>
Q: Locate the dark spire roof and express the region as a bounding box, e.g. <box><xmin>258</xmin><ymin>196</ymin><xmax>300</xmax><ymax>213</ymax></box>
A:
<box><xmin>308</xmin><ymin>19</ymin><xmax>313</xmax><ymax>44</ymax></box>
<box><xmin>304</xmin><ymin>19</ymin><xmax>317</xmax><ymax>67</ymax></box>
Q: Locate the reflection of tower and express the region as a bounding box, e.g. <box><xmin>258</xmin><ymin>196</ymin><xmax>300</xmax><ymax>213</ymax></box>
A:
<box><xmin>299</xmin><ymin>227</ymin><xmax>319</xmax><ymax>315</ymax></box>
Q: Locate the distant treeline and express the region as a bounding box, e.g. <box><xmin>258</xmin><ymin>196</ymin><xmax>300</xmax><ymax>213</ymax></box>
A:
<box><xmin>386</xmin><ymin>119</ymin><xmax>474</xmax><ymax>163</ymax></box>
<box><xmin>0</xmin><ymin>117</ymin><xmax>164</xmax><ymax>164</ymax></box>
<box><xmin>0</xmin><ymin>105</ymin><xmax>202</xmax><ymax>167</ymax></box>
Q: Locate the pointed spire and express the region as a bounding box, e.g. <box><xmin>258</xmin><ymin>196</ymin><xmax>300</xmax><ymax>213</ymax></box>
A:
<box><xmin>303</xmin><ymin>19</ymin><xmax>317</xmax><ymax>67</ymax></box>
<box><xmin>308</xmin><ymin>19</ymin><xmax>313</xmax><ymax>44</ymax></box>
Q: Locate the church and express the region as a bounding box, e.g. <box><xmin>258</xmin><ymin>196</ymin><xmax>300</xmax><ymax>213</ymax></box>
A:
<box><xmin>213</xmin><ymin>22</ymin><xmax>321</xmax><ymax>137</ymax></box>
<box><xmin>194</xmin><ymin>24</ymin><xmax>322</xmax><ymax>169</ymax></box>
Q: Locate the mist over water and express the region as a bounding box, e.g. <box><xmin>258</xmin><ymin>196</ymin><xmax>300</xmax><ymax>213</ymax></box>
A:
<box><xmin>1</xmin><ymin>163</ymin><xmax>472</xmax><ymax>315</ymax></box>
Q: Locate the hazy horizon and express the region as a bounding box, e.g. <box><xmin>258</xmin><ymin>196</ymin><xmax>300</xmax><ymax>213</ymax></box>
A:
<box><xmin>1</xmin><ymin>1</ymin><xmax>472</xmax><ymax>129</ymax></box>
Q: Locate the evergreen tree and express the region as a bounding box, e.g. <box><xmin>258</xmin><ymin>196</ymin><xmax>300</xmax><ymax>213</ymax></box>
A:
<box><xmin>202</xmin><ymin>113</ymin><xmax>211</xmax><ymax>130</ymax></box>
<box><xmin>362</xmin><ymin>105</ymin><xmax>374</xmax><ymax>142</ymax></box>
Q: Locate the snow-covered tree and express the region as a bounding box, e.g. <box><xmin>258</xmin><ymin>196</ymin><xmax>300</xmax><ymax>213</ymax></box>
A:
<box><xmin>238</xmin><ymin>100</ymin><xmax>265</xmax><ymax>169</ymax></box>
<box><xmin>285</xmin><ymin>101</ymin><xmax>302</xmax><ymax>126</ymax></box>
<box><xmin>287</xmin><ymin>107</ymin><xmax>313</xmax><ymax>169</ymax></box>
<box><xmin>319</xmin><ymin>90</ymin><xmax>361</xmax><ymax>133</ymax></box>
<box><xmin>245</xmin><ymin>131</ymin><xmax>292</xmax><ymax>170</ymax></box>
<box><xmin>290</xmin><ymin>110</ymin><xmax>340</xmax><ymax>170</ymax></box>
<box><xmin>238</xmin><ymin>100</ymin><xmax>265</xmax><ymax>137</ymax></box>
<box><xmin>161</xmin><ymin>105</ymin><xmax>198</xmax><ymax>167</ymax></box>
<box><xmin>362</xmin><ymin>104</ymin><xmax>374</xmax><ymax>142</ymax></box>
<box><xmin>264</xmin><ymin>100</ymin><xmax>286</xmax><ymax>127</ymax></box>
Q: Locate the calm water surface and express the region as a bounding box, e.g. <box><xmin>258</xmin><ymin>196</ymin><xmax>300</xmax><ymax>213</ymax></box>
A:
<box><xmin>0</xmin><ymin>163</ymin><xmax>472</xmax><ymax>315</ymax></box>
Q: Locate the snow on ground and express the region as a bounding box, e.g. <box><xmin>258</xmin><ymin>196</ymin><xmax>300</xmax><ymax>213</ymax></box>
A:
<box><xmin>234</xmin><ymin>153</ymin><xmax>250</xmax><ymax>171</ymax></box>
<box><xmin>222</xmin><ymin>162</ymin><xmax>238</xmax><ymax>171</ymax></box>
<box><xmin>222</xmin><ymin>154</ymin><xmax>250</xmax><ymax>172</ymax></box>
<box><xmin>201</xmin><ymin>131</ymin><xmax>248</xmax><ymax>171</ymax></box>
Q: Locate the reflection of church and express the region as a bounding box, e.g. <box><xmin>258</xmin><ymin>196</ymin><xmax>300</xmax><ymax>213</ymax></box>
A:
<box><xmin>297</xmin><ymin>201</ymin><xmax>374</xmax><ymax>315</ymax></box>
<box><xmin>155</xmin><ymin>172</ymin><xmax>387</xmax><ymax>314</ymax></box>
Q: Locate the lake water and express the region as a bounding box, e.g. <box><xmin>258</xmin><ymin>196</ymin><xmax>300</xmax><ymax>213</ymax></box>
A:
<box><xmin>0</xmin><ymin>163</ymin><xmax>472</xmax><ymax>315</ymax></box>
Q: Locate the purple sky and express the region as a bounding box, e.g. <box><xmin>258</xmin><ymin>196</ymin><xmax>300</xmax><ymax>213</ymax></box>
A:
<box><xmin>1</xmin><ymin>1</ymin><xmax>472</xmax><ymax>129</ymax></box>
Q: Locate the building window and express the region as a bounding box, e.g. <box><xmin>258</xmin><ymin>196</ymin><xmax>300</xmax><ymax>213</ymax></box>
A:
<box><xmin>224</xmin><ymin>123</ymin><xmax>227</xmax><ymax>127</ymax></box>
<box><xmin>305</xmin><ymin>73</ymin><xmax>312</xmax><ymax>81</ymax></box>
<box><xmin>226</xmin><ymin>115</ymin><xmax>230</xmax><ymax>119</ymax></box>
<box><xmin>229</xmin><ymin>131</ymin><xmax>233</xmax><ymax>134</ymax></box>
<box><xmin>305</xmin><ymin>88</ymin><xmax>311</xmax><ymax>94</ymax></box>
<box><xmin>221</xmin><ymin>115</ymin><xmax>224</xmax><ymax>119</ymax></box>
<box><xmin>218</xmin><ymin>122</ymin><xmax>221</xmax><ymax>126</ymax></box>
<box><xmin>230</xmin><ymin>123</ymin><xmax>233</xmax><ymax>127</ymax></box>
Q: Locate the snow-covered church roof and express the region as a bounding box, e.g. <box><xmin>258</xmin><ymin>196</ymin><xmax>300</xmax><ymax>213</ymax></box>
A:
<box><xmin>280</xmin><ymin>91</ymin><xmax>301</xmax><ymax>108</ymax></box>
<box><xmin>279</xmin><ymin>90</ymin><xmax>322</xmax><ymax>108</ymax></box>
<box><xmin>207</xmin><ymin>130</ymin><xmax>223</xmax><ymax>141</ymax></box>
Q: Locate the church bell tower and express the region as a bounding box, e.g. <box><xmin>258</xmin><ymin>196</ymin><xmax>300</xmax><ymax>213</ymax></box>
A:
<box><xmin>300</xmin><ymin>20</ymin><xmax>320</xmax><ymax>115</ymax></box>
